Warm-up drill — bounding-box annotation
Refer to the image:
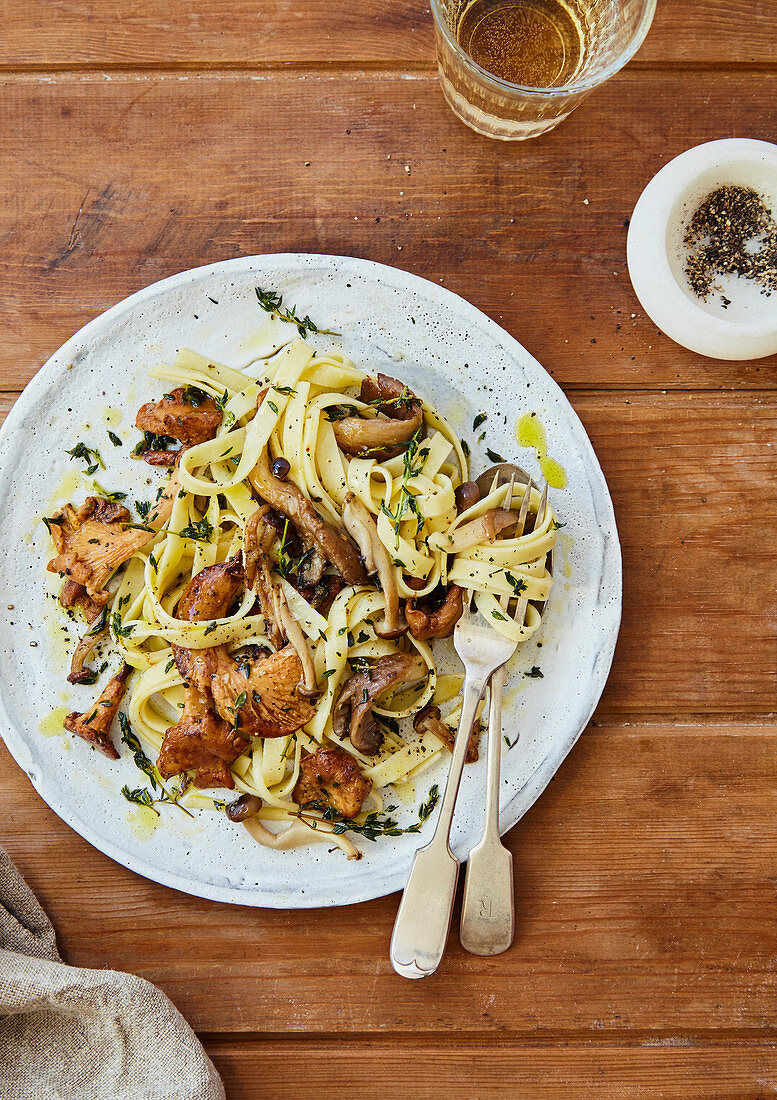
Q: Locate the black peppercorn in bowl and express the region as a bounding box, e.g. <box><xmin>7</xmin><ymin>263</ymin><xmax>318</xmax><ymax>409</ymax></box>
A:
<box><xmin>627</xmin><ymin>139</ymin><xmax>777</xmax><ymax>361</ymax></box>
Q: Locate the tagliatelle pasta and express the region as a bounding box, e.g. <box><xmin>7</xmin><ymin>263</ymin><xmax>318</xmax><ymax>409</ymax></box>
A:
<box><xmin>45</xmin><ymin>322</ymin><xmax>559</xmax><ymax>860</ymax></box>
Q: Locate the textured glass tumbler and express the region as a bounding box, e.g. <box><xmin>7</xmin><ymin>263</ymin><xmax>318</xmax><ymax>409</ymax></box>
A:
<box><xmin>431</xmin><ymin>0</ymin><xmax>657</xmax><ymax>140</ymax></box>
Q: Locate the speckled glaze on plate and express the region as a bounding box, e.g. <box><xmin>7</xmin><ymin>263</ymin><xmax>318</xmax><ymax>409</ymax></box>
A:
<box><xmin>0</xmin><ymin>255</ymin><xmax>621</xmax><ymax>909</ymax></box>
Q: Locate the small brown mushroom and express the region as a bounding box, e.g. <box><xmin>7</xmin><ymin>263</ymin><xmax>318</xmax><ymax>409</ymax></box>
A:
<box><xmin>414</xmin><ymin>704</ymin><xmax>479</xmax><ymax>764</ymax></box>
<box><xmin>63</xmin><ymin>663</ymin><xmax>131</xmax><ymax>759</ymax></box>
<box><xmin>135</xmin><ymin>386</ymin><xmax>222</xmax><ymax>446</ymax></box>
<box><xmin>406</xmin><ymin>585</ymin><xmax>464</xmax><ymax>641</ymax></box>
<box><xmin>333</xmin><ymin>653</ymin><xmax>427</xmax><ymax>755</ymax></box>
<box><xmin>67</xmin><ymin>620</ymin><xmax>108</xmax><ymax>684</ymax></box>
<box><xmin>474</xmin><ymin>463</ymin><xmax>531</xmax><ymax>501</ymax></box>
<box><xmin>454</xmin><ymin>480</ymin><xmax>480</xmax><ymax>514</ymax></box>
<box><xmin>293</xmin><ymin>745</ymin><xmax>372</xmax><ymax>820</ymax></box>
<box><xmin>226</xmin><ymin>793</ymin><xmax>263</xmax><ymax>822</ymax></box>
<box><xmin>333</xmin><ymin>374</ymin><xmax>424</xmax><ymax>457</ymax></box>
<box><xmin>342</xmin><ymin>492</ymin><xmax>406</xmax><ymax>639</ymax></box>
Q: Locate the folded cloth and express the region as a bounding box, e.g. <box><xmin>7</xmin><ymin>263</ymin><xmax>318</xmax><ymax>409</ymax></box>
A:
<box><xmin>0</xmin><ymin>847</ymin><xmax>225</xmax><ymax>1100</ymax></box>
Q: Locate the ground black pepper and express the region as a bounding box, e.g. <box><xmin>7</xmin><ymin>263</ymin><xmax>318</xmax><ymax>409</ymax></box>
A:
<box><xmin>683</xmin><ymin>185</ymin><xmax>777</xmax><ymax>306</ymax></box>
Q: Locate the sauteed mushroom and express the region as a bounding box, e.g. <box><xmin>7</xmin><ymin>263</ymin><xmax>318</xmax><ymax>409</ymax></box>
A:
<box><xmin>249</xmin><ymin>447</ymin><xmax>367</xmax><ymax>585</ymax></box>
<box><xmin>333</xmin><ymin>374</ymin><xmax>424</xmax><ymax>457</ymax></box>
<box><xmin>342</xmin><ymin>492</ymin><xmax>406</xmax><ymax>639</ymax></box>
<box><xmin>405</xmin><ymin>584</ymin><xmax>464</xmax><ymax>640</ymax></box>
<box><xmin>333</xmin><ymin>652</ymin><xmax>427</xmax><ymax>755</ymax></box>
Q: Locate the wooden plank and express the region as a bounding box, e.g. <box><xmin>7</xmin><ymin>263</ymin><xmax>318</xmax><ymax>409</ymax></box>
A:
<box><xmin>2</xmin><ymin>721</ymin><xmax>775</xmax><ymax>1033</ymax></box>
<box><xmin>203</xmin><ymin>1038</ymin><xmax>777</xmax><ymax>1099</ymax></box>
<box><xmin>574</xmin><ymin>392</ymin><xmax>777</xmax><ymax>715</ymax></box>
<box><xmin>0</xmin><ymin>0</ymin><xmax>774</xmax><ymax>67</ymax></box>
<box><xmin>3</xmin><ymin>385</ymin><xmax>775</xmax><ymax>715</ymax></box>
<box><xmin>1</xmin><ymin>72</ymin><xmax>776</xmax><ymax>393</ymax></box>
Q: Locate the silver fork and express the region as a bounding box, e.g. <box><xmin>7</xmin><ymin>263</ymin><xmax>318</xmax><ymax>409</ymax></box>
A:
<box><xmin>390</xmin><ymin>596</ymin><xmax>517</xmax><ymax>979</ymax></box>
<box><xmin>459</xmin><ymin>478</ymin><xmax>547</xmax><ymax>956</ymax></box>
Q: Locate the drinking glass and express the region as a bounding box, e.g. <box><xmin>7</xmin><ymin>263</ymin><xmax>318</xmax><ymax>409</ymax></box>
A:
<box><xmin>431</xmin><ymin>0</ymin><xmax>657</xmax><ymax>140</ymax></box>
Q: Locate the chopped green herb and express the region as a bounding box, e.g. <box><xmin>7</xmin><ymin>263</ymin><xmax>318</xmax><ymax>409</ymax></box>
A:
<box><xmin>107</xmin><ymin>430</ymin><xmax>122</xmax><ymax>447</ymax></box>
<box><xmin>297</xmin><ymin>783</ymin><xmax>440</xmax><ymax>842</ymax></box>
<box><xmin>486</xmin><ymin>447</ymin><xmax>506</xmax><ymax>464</ymax></box>
<box><xmin>525</xmin><ymin>666</ymin><xmax>544</xmax><ymax>678</ymax></box>
<box><xmin>181</xmin><ymin>385</ymin><xmax>208</xmax><ymax>406</ymax></box>
<box><xmin>473</xmin><ymin>412</ymin><xmax>487</xmax><ymax>430</ymax></box>
<box><xmin>214</xmin><ymin>389</ymin><xmax>236</xmax><ymax>430</ymax></box>
<box><xmin>135</xmin><ymin>500</ymin><xmax>151</xmax><ymax>519</ymax></box>
<box><xmin>131</xmin><ymin>431</ymin><xmax>176</xmax><ymax>458</ymax></box>
<box><xmin>66</xmin><ymin>442</ymin><xmax>105</xmax><ymax>472</ymax></box>
<box><xmin>179</xmin><ymin>519</ymin><xmax>214</xmax><ymax>543</ymax></box>
<box><xmin>203</xmin><ymin>621</ymin><xmax>219</xmax><ymax>636</ymax></box>
<box><xmin>324</xmin><ymin>404</ymin><xmax>358</xmax><ymax>422</ymax></box>
<box><xmin>504</xmin><ymin>571</ymin><xmax>527</xmax><ymax>594</ymax></box>
<box><xmin>110</xmin><ymin>613</ymin><xmax>135</xmax><ymax>639</ymax></box>
<box><xmin>267</xmin><ymin>400</ymin><xmax>279</xmax><ymax>415</ymax></box>
<box><xmin>550</xmin><ymin>519</ymin><xmax>567</xmax><ymax>530</ymax></box>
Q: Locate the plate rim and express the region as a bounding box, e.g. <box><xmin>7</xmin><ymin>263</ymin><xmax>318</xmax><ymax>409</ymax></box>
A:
<box><xmin>0</xmin><ymin>253</ymin><xmax>622</xmax><ymax>908</ymax></box>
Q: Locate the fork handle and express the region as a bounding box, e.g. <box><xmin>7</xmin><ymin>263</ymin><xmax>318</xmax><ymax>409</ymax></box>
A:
<box><xmin>460</xmin><ymin>663</ymin><xmax>515</xmax><ymax>956</ymax></box>
<box><xmin>390</xmin><ymin>671</ymin><xmax>488</xmax><ymax>978</ymax></box>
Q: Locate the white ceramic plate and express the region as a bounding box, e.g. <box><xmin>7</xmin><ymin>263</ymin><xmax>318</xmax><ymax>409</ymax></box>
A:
<box><xmin>0</xmin><ymin>254</ymin><xmax>621</xmax><ymax>908</ymax></box>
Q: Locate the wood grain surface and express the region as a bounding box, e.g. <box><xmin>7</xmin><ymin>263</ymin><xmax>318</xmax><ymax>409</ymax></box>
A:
<box><xmin>1</xmin><ymin>0</ymin><xmax>776</xmax><ymax>1095</ymax></box>
<box><xmin>2</xmin><ymin>72</ymin><xmax>777</xmax><ymax>393</ymax></box>
<box><xmin>0</xmin><ymin>0</ymin><xmax>774</xmax><ymax>67</ymax></box>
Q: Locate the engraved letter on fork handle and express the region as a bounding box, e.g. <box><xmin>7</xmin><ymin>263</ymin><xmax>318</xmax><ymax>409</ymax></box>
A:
<box><xmin>390</xmin><ymin>671</ymin><xmax>488</xmax><ymax>979</ymax></box>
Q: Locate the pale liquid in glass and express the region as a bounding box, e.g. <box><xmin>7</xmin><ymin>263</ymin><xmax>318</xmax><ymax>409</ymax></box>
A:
<box><xmin>455</xmin><ymin>0</ymin><xmax>587</xmax><ymax>88</ymax></box>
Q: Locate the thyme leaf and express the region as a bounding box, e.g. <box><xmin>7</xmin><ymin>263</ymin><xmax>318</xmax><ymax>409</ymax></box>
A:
<box><xmin>66</xmin><ymin>442</ymin><xmax>105</xmax><ymax>471</ymax></box>
<box><xmin>179</xmin><ymin>519</ymin><xmax>214</xmax><ymax>543</ymax></box>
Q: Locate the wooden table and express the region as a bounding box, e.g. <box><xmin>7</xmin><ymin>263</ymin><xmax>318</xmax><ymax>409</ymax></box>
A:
<box><xmin>2</xmin><ymin>2</ymin><xmax>776</xmax><ymax>1096</ymax></box>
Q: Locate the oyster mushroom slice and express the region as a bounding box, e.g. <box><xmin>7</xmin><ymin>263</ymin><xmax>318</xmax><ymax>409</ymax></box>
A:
<box><xmin>67</xmin><ymin>617</ymin><xmax>109</xmax><ymax>684</ymax></box>
<box><xmin>333</xmin><ymin>373</ymin><xmax>424</xmax><ymax>457</ymax></box>
<box><xmin>276</xmin><ymin>589</ymin><xmax>320</xmax><ymax>699</ymax></box>
<box><xmin>248</xmin><ymin>447</ymin><xmax>367</xmax><ymax>585</ymax></box>
<box><xmin>334</xmin><ymin>653</ymin><xmax>427</xmax><ymax>755</ymax></box>
<box><xmin>342</xmin><ymin>492</ymin><xmax>406</xmax><ymax>639</ymax></box>
<box><xmin>443</xmin><ymin>509</ymin><xmax>518</xmax><ymax>554</ymax></box>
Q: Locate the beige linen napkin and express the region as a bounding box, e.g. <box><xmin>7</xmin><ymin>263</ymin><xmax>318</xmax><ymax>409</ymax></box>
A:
<box><xmin>0</xmin><ymin>847</ymin><xmax>225</xmax><ymax>1099</ymax></box>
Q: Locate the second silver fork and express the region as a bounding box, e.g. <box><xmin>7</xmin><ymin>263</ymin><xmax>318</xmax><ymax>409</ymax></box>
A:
<box><xmin>460</xmin><ymin>478</ymin><xmax>548</xmax><ymax>956</ymax></box>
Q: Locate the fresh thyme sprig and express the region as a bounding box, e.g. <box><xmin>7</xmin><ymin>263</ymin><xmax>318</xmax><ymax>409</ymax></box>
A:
<box><xmin>255</xmin><ymin>286</ymin><xmax>340</xmax><ymax>338</ymax></box>
<box><xmin>119</xmin><ymin>713</ymin><xmax>192</xmax><ymax>817</ymax></box>
<box><xmin>296</xmin><ymin>784</ymin><xmax>440</xmax><ymax>842</ymax></box>
<box><xmin>379</xmin><ymin>428</ymin><xmax>427</xmax><ymax>543</ymax></box>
